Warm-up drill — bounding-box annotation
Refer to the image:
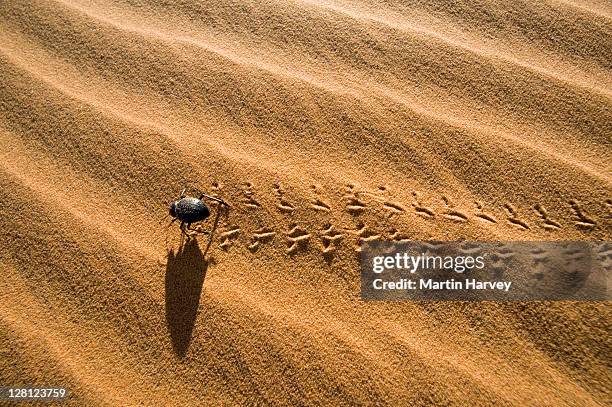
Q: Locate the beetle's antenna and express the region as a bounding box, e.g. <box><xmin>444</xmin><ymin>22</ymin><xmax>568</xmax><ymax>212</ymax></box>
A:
<box><xmin>162</xmin><ymin>217</ymin><xmax>179</xmax><ymax>249</ymax></box>
<box><xmin>159</xmin><ymin>214</ymin><xmax>170</xmax><ymax>225</ymax></box>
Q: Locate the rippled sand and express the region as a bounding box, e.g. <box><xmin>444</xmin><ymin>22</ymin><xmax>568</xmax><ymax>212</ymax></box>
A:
<box><xmin>0</xmin><ymin>0</ymin><xmax>610</xmax><ymax>405</ymax></box>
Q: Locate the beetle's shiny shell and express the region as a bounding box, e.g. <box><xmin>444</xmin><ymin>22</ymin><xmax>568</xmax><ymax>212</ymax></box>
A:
<box><xmin>175</xmin><ymin>197</ymin><xmax>210</xmax><ymax>223</ymax></box>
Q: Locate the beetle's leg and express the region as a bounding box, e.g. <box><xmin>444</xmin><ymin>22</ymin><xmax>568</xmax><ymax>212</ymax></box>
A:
<box><xmin>180</xmin><ymin>188</ymin><xmax>187</xmax><ymax>199</ymax></box>
<box><xmin>199</xmin><ymin>193</ymin><xmax>229</xmax><ymax>207</ymax></box>
<box><xmin>181</xmin><ymin>222</ymin><xmax>203</xmax><ymax>238</ymax></box>
<box><xmin>187</xmin><ymin>222</ymin><xmax>209</xmax><ymax>235</ymax></box>
<box><xmin>179</xmin><ymin>221</ymin><xmax>191</xmax><ymax>238</ymax></box>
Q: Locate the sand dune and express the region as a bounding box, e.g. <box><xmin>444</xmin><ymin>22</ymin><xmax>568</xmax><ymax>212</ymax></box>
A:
<box><xmin>0</xmin><ymin>0</ymin><xmax>610</xmax><ymax>405</ymax></box>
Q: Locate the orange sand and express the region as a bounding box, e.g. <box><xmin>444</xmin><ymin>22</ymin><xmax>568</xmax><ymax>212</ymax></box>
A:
<box><xmin>0</xmin><ymin>0</ymin><xmax>610</xmax><ymax>405</ymax></box>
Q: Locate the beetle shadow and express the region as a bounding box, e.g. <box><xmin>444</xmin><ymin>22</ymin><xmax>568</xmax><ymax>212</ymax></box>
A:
<box><xmin>164</xmin><ymin>203</ymin><xmax>228</xmax><ymax>357</ymax></box>
<box><xmin>165</xmin><ymin>238</ymin><xmax>207</xmax><ymax>358</ymax></box>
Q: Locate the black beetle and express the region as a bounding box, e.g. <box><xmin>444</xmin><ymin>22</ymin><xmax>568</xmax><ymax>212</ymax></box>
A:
<box><xmin>168</xmin><ymin>188</ymin><xmax>229</xmax><ymax>237</ymax></box>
